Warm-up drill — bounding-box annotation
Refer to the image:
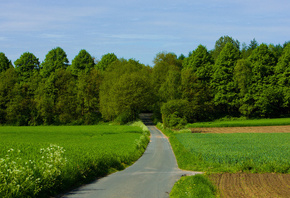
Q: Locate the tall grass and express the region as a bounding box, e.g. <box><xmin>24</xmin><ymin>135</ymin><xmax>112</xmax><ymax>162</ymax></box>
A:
<box><xmin>0</xmin><ymin>123</ymin><xmax>150</xmax><ymax>197</ymax></box>
<box><xmin>187</xmin><ymin>117</ymin><xmax>290</xmax><ymax>128</ymax></box>
<box><xmin>170</xmin><ymin>174</ymin><xmax>217</xmax><ymax>198</ymax></box>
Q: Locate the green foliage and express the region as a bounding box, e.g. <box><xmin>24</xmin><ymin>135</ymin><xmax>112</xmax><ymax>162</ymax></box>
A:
<box><xmin>1</xmin><ymin>37</ymin><xmax>290</xmax><ymax>125</ymax></box>
<box><xmin>170</xmin><ymin>175</ymin><xmax>217</xmax><ymax>198</ymax></box>
<box><xmin>161</xmin><ymin>99</ymin><xmax>189</xmax><ymax>128</ymax></box>
<box><xmin>70</xmin><ymin>49</ymin><xmax>94</xmax><ymax>76</ymax></box>
<box><xmin>14</xmin><ymin>52</ymin><xmax>40</xmax><ymax>80</ymax></box>
<box><xmin>183</xmin><ymin>45</ymin><xmax>213</xmax><ymax>79</ymax></box>
<box><xmin>159</xmin><ymin>70</ymin><xmax>181</xmax><ymax>102</ymax></box>
<box><xmin>248</xmin><ymin>43</ymin><xmax>276</xmax><ymax>81</ymax></box>
<box><xmin>234</xmin><ymin>59</ymin><xmax>252</xmax><ymax>95</ymax></box>
<box><xmin>6</xmin><ymin>72</ymin><xmax>41</xmax><ymax>126</ymax></box>
<box><xmin>40</xmin><ymin>47</ymin><xmax>69</xmax><ymax>77</ymax></box>
<box><xmin>0</xmin><ymin>68</ymin><xmax>18</xmax><ymax>124</ymax></box>
<box><xmin>75</xmin><ymin>69</ymin><xmax>102</xmax><ymax>124</ymax></box>
<box><xmin>96</xmin><ymin>53</ymin><xmax>117</xmax><ymax>71</ymax></box>
<box><xmin>53</xmin><ymin>69</ymin><xmax>78</xmax><ymax>124</ymax></box>
<box><xmin>100</xmin><ymin>59</ymin><xmax>154</xmax><ymax>122</ymax></box>
<box><xmin>0</xmin><ymin>123</ymin><xmax>150</xmax><ymax>197</ymax></box>
<box><xmin>275</xmin><ymin>43</ymin><xmax>290</xmax><ymax>86</ymax></box>
<box><xmin>211</xmin><ymin>42</ymin><xmax>240</xmax><ymax>115</ymax></box>
<box><xmin>212</xmin><ymin>35</ymin><xmax>240</xmax><ymax>60</ymax></box>
<box><xmin>152</xmin><ymin>52</ymin><xmax>182</xmax><ymax>96</ymax></box>
<box><xmin>0</xmin><ymin>52</ymin><xmax>11</xmax><ymax>73</ymax></box>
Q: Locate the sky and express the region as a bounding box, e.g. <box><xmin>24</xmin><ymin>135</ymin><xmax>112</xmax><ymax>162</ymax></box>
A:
<box><xmin>1</xmin><ymin>0</ymin><xmax>290</xmax><ymax>66</ymax></box>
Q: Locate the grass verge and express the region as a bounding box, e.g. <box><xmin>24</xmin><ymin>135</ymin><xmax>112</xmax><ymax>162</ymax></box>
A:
<box><xmin>170</xmin><ymin>174</ymin><xmax>217</xmax><ymax>198</ymax></box>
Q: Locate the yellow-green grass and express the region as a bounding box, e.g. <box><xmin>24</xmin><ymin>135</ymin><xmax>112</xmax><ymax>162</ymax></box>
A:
<box><xmin>0</xmin><ymin>123</ymin><xmax>149</xmax><ymax>198</ymax></box>
<box><xmin>170</xmin><ymin>174</ymin><xmax>217</xmax><ymax>198</ymax></box>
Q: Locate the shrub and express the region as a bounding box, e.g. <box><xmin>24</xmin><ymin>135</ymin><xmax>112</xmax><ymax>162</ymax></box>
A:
<box><xmin>161</xmin><ymin>99</ymin><xmax>189</xmax><ymax>128</ymax></box>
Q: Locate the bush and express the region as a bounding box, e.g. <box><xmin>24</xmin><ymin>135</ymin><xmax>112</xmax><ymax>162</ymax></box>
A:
<box><xmin>168</xmin><ymin>112</ymin><xmax>187</xmax><ymax>129</ymax></box>
<box><xmin>161</xmin><ymin>99</ymin><xmax>189</xmax><ymax>128</ymax></box>
<box><xmin>115</xmin><ymin>111</ymin><xmax>138</xmax><ymax>125</ymax></box>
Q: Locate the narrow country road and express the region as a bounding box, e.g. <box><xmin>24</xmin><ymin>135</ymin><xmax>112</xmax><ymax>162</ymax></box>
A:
<box><xmin>62</xmin><ymin>114</ymin><xmax>199</xmax><ymax>198</ymax></box>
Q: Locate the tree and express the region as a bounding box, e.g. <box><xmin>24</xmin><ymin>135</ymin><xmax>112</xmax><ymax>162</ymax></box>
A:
<box><xmin>275</xmin><ymin>43</ymin><xmax>290</xmax><ymax>114</ymax></box>
<box><xmin>0</xmin><ymin>68</ymin><xmax>18</xmax><ymax>124</ymax></box>
<box><xmin>76</xmin><ymin>69</ymin><xmax>102</xmax><ymax>124</ymax></box>
<box><xmin>182</xmin><ymin>45</ymin><xmax>213</xmax><ymax>82</ymax></box>
<box><xmin>35</xmin><ymin>74</ymin><xmax>57</xmax><ymax>125</ymax></box>
<box><xmin>275</xmin><ymin>43</ymin><xmax>290</xmax><ymax>86</ymax></box>
<box><xmin>54</xmin><ymin>69</ymin><xmax>78</xmax><ymax>124</ymax></box>
<box><xmin>96</xmin><ymin>53</ymin><xmax>117</xmax><ymax>71</ymax></box>
<box><xmin>234</xmin><ymin>59</ymin><xmax>252</xmax><ymax>96</ymax></box>
<box><xmin>0</xmin><ymin>52</ymin><xmax>11</xmax><ymax>73</ymax></box>
<box><xmin>159</xmin><ymin>70</ymin><xmax>181</xmax><ymax>102</ymax></box>
<box><xmin>70</xmin><ymin>49</ymin><xmax>94</xmax><ymax>76</ymax></box>
<box><xmin>241</xmin><ymin>38</ymin><xmax>259</xmax><ymax>59</ymax></box>
<box><xmin>14</xmin><ymin>52</ymin><xmax>40</xmax><ymax>80</ymax></box>
<box><xmin>212</xmin><ymin>35</ymin><xmax>240</xmax><ymax>60</ymax></box>
<box><xmin>161</xmin><ymin>99</ymin><xmax>189</xmax><ymax>128</ymax></box>
<box><xmin>248</xmin><ymin>43</ymin><xmax>276</xmax><ymax>83</ymax></box>
<box><xmin>249</xmin><ymin>38</ymin><xmax>259</xmax><ymax>50</ymax></box>
<box><xmin>211</xmin><ymin>42</ymin><xmax>240</xmax><ymax>115</ymax></box>
<box><xmin>40</xmin><ymin>47</ymin><xmax>69</xmax><ymax>77</ymax></box>
<box><xmin>152</xmin><ymin>52</ymin><xmax>182</xmax><ymax>95</ymax></box>
<box><xmin>99</xmin><ymin>59</ymin><xmax>153</xmax><ymax>122</ymax></box>
<box><xmin>6</xmin><ymin>72</ymin><xmax>41</xmax><ymax>125</ymax></box>
<box><xmin>240</xmin><ymin>44</ymin><xmax>278</xmax><ymax>118</ymax></box>
<box><xmin>181</xmin><ymin>67</ymin><xmax>214</xmax><ymax>122</ymax></box>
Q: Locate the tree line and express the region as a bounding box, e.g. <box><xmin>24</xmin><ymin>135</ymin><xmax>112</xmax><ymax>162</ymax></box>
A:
<box><xmin>0</xmin><ymin>36</ymin><xmax>290</xmax><ymax>127</ymax></box>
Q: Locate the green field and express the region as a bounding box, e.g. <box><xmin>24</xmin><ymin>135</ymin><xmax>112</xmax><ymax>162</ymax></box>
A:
<box><xmin>187</xmin><ymin>117</ymin><xmax>290</xmax><ymax>128</ymax></box>
<box><xmin>157</xmin><ymin>122</ymin><xmax>290</xmax><ymax>197</ymax></box>
<box><xmin>0</xmin><ymin>122</ymin><xmax>149</xmax><ymax>198</ymax></box>
<box><xmin>175</xmin><ymin>133</ymin><xmax>290</xmax><ymax>173</ymax></box>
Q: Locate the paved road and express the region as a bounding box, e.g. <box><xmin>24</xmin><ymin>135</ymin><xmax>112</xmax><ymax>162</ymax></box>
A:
<box><xmin>62</xmin><ymin>118</ymin><xmax>199</xmax><ymax>198</ymax></box>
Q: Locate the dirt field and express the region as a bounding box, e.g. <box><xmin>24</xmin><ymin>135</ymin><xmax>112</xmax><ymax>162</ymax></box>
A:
<box><xmin>209</xmin><ymin>173</ymin><xmax>290</xmax><ymax>198</ymax></box>
<box><xmin>191</xmin><ymin>126</ymin><xmax>290</xmax><ymax>198</ymax></box>
<box><xmin>190</xmin><ymin>125</ymin><xmax>290</xmax><ymax>133</ymax></box>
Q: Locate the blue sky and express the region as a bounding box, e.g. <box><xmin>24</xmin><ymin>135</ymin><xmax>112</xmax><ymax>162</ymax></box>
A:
<box><xmin>1</xmin><ymin>0</ymin><xmax>290</xmax><ymax>66</ymax></box>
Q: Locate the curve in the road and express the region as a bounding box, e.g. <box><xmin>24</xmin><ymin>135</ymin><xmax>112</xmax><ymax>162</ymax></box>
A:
<box><xmin>62</xmin><ymin>120</ymin><xmax>200</xmax><ymax>198</ymax></box>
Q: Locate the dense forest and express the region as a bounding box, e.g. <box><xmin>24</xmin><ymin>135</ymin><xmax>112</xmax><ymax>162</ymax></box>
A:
<box><xmin>0</xmin><ymin>36</ymin><xmax>290</xmax><ymax>127</ymax></box>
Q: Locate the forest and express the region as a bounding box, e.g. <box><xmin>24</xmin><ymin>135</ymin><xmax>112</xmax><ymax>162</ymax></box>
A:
<box><xmin>0</xmin><ymin>36</ymin><xmax>290</xmax><ymax>127</ymax></box>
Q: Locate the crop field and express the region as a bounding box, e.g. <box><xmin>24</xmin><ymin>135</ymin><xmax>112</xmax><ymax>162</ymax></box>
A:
<box><xmin>209</xmin><ymin>173</ymin><xmax>290</xmax><ymax>198</ymax></box>
<box><xmin>0</xmin><ymin>122</ymin><xmax>149</xmax><ymax>198</ymax></box>
<box><xmin>187</xmin><ymin>117</ymin><xmax>290</xmax><ymax>128</ymax></box>
<box><xmin>175</xmin><ymin>133</ymin><xmax>290</xmax><ymax>173</ymax></box>
<box><xmin>190</xmin><ymin>125</ymin><xmax>290</xmax><ymax>133</ymax></box>
<box><xmin>161</xmin><ymin>120</ymin><xmax>290</xmax><ymax>198</ymax></box>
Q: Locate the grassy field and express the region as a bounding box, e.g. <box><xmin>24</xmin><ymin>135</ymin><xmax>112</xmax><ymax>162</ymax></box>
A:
<box><xmin>157</xmin><ymin>121</ymin><xmax>290</xmax><ymax>198</ymax></box>
<box><xmin>187</xmin><ymin>117</ymin><xmax>290</xmax><ymax>128</ymax></box>
<box><xmin>175</xmin><ymin>133</ymin><xmax>289</xmax><ymax>173</ymax></box>
<box><xmin>0</xmin><ymin>122</ymin><xmax>149</xmax><ymax>198</ymax></box>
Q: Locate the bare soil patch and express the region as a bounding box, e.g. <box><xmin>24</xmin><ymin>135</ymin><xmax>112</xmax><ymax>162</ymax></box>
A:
<box><xmin>208</xmin><ymin>173</ymin><xmax>290</xmax><ymax>198</ymax></box>
<box><xmin>191</xmin><ymin>125</ymin><xmax>290</xmax><ymax>133</ymax></box>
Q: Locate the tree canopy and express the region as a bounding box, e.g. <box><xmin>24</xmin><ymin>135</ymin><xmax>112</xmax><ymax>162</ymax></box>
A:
<box><xmin>1</xmin><ymin>36</ymin><xmax>290</xmax><ymax>126</ymax></box>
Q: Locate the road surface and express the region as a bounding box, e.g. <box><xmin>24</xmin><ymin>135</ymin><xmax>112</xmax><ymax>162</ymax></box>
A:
<box><xmin>62</xmin><ymin>116</ymin><xmax>199</xmax><ymax>198</ymax></box>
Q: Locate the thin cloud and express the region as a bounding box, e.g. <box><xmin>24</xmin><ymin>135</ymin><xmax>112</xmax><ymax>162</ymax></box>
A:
<box><xmin>107</xmin><ymin>34</ymin><xmax>180</xmax><ymax>40</ymax></box>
